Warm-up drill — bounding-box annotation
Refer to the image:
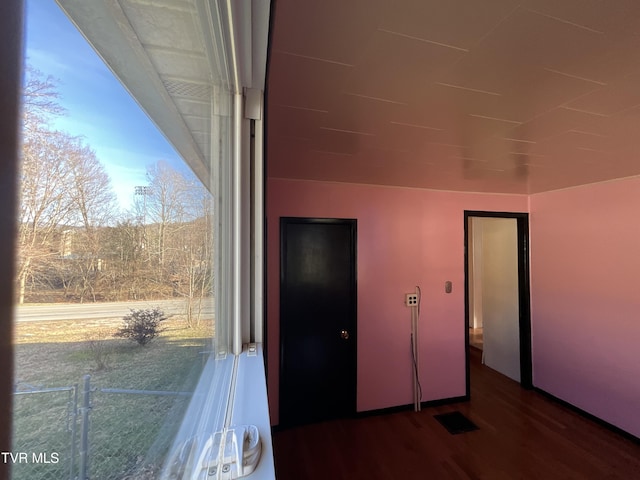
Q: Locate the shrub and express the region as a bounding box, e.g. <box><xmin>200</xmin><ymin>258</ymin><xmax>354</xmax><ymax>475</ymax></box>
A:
<box><xmin>84</xmin><ymin>328</ymin><xmax>116</xmax><ymax>370</ymax></box>
<box><xmin>115</xmin><ymin>308</ymin><xmax>167</xmax><ymax>346</ymax></box>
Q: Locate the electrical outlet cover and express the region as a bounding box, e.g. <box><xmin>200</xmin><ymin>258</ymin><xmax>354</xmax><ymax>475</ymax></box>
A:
<box><xmin>405</xmin><ymin>293</ymin><xmax>418</xmax><ymax>306</ymax></box>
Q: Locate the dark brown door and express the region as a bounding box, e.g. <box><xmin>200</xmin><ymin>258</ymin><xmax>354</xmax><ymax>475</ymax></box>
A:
<box><xmin>279</xmin><ymin>218</ymin><xmax>357</xmax><ymax>427</ymax></box>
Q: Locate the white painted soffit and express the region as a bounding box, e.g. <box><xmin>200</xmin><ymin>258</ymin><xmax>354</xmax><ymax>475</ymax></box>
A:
<box><xmin>54</xmin><ymin>0</ymin><xmax>269</xmax><ymax>190</ymax></box>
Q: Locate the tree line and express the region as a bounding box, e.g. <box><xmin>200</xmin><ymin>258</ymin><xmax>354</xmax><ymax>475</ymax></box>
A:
<box><xmin>18</xmin><ymin>68</ymin><xmax>212</xmax><ymax>323</ymax></box>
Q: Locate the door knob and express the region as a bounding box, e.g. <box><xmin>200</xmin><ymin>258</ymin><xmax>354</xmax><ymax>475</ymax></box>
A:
<box><xmin>340</xmin><ymin>329</ymin><xmax>350</xmax><ymax>340</ymax></box>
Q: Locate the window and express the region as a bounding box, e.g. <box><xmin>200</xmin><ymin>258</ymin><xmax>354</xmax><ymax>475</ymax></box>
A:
<box><xmin>10</xmin><ymin>1</ymin><xmax>253</xmax><ymax>479</ymax></box>
<box><xmin>7</xmin><ymin>0</ymin><xmax>271</xmax><ymax>478</ymax></box>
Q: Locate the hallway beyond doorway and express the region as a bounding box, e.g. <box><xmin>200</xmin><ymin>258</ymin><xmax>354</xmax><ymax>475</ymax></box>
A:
<box><xmin>469</xmin><ymin>327</ymin><xmax>483</xmax><ymax>350</ymax></box>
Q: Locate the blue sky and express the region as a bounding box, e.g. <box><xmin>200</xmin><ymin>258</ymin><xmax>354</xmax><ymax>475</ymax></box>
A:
<box><xmin>24</xmin><ymin>0</ymin><xmax>188</xmax><ymax>210</ymax></box>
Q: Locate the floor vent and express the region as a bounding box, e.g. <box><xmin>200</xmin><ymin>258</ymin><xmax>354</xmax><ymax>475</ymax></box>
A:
<box><xmin>433</xmin><ymin>411</ymin><xmax>479</xmax><ymax>435</ymax></box>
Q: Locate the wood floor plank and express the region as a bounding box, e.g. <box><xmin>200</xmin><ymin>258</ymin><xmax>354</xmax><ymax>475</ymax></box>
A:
<box><xmin>272</xmin><ymin>348</ymin><xmax>640</xmax><ymax>479</ymax></box>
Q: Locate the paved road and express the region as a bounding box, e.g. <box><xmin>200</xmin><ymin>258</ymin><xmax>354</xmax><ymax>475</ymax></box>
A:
<box><xmin>15</xmin><ymin>299</ymin><xmax>214</xmax><ymax>322</ymax></box>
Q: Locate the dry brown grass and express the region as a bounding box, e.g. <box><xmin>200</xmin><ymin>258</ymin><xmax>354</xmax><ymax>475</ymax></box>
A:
<box><xmin>12</xmin><ymin>315</ymin><xmax>214</xmax><ymax>480</ymax></box>
<box><xmin>14</xmin><ymin>316</ymin><xmax>213</xmax><ymax>388</ymax></box>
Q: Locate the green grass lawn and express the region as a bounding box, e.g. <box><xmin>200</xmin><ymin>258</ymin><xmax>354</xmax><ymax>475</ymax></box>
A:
<box><xmin>12</xmin><ymin>315</ymin><xmax>213</xmax><ymax>480</ymax></box>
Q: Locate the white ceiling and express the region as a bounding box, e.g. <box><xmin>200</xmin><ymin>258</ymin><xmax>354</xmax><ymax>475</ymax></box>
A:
<box><xmin>267</xmin><ymin>0</ymin><xmax>640</xmax><ymax>194</ymax></box>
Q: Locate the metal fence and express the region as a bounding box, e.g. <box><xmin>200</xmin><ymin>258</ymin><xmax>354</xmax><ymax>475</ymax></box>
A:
<box><xmin>13</xmin><ymin>376</ymin><xmax>193</xmax><ymax>480</ymax></box>
<box><xmin>12</xmin><ymin>386</ymin><xmax>78</xmax><ymax>480</ymax></box>
<box><xmin>87</xmin><ymin>379</ymin><xmax>193</xmax><ymax>480</ymax></box>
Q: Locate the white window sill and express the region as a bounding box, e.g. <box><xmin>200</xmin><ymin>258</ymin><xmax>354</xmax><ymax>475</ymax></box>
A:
<box><xmin>230</xmin><ymin>344</ymin><xmax>276</xmax><ymax>479</ymax></box>
<box><xmin>161</xmin><ymin>344</ymin><xmax>275</xmax><ymax>479</ymax></box>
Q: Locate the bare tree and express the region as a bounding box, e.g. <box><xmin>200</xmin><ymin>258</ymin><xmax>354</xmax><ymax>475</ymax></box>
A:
<box><xmin>64</xmin><ymin>141</ymin><xmax>119</xmax><ymax>302</ymax></box>
<box><xmin>17</xmin><ymin>69</ymin><xmax>213</xmax><ymax>305</ymax></box>
<box><xmin>165</xmin><ymin>180</ymin><xmax>213</xmax><ymax>327</ymax></box>
<box><xmin>21</xmin><ymin>66</ymin><xmax>65</xmax><ymax>134</ymax></box>
<box><xmin>146</xmin><ymin>161</ymin><xmax>190</xmax><ymax>271</ymax></box>
<box><xmin>98</xmin><ymin>220</ymin><xmax>143</xmax><ymax>300</ymax></box>
<box><xmin>143</xmin><ymin>161</ymin><xmax>213</xmax><ymax>325</ymax></box>
<box><xmin>18</xmin><ymin>129</ymin><xmax>75</xmax><ymax>303</ymax></box>
<box><xmin>17</xmin><ymin>68</ymin><xmax>118</xmax><ymax>303</ymax></box>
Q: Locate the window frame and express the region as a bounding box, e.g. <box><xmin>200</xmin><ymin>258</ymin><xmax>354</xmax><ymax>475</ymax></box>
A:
<box><xmin>1</xmin><ymin>0</ymin><xmax>23</xmax><ymax>472</ymax></box>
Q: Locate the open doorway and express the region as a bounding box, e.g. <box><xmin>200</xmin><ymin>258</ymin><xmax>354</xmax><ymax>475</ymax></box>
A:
<box><xmin>464</xmin><ymin>211</ymin><xmax>532</xmax><ymax>395</ymax></box>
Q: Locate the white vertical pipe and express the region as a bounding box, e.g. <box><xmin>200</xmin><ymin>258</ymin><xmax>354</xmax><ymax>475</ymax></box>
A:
<box><xmin>412</xmin><ymin>308</ymin><xmax>416</xmax><ymax>411</ymax></box>
<box><xmin>412</xmin><ymin>306</ymin><xmax>419</xmax><ymax>411</ymax></box>
<box><xmin>225</xmin><ymin>0</ymin><xmax>241</xmax><ymax>95</ymax></box>
<box><xmin>225</xmin><ymin>0</ymin><xmax>244</xmax><ymax>355</ymax></box>
<box><xmin>414</xmin><ymin>303</ymin><xmax>420</xmax><ymax>411</ymax></box>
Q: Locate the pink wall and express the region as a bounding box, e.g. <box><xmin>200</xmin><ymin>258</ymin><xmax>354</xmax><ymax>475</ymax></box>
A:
<box><xmin>267</xmin><ymin>178</ymin><xmax>527</xmax><ymax>425</ymax></box>
<box><xmin>530</xmin><ymin>177</ymin><xmax>640</xmax><ymax>438</ymax></box>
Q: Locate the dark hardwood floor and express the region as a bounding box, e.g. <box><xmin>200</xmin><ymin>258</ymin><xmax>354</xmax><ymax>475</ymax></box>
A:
<box><xmin>272</xmin><ymin>348</ymin><xmax>640</xmax><ymax>479</ymax></box>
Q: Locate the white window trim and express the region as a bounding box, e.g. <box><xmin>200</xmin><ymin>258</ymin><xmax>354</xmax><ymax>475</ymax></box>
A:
<box><xmin>164</xmin><ymin>20</ymin><xmax>271</xmax><ymax>475</ymax></box>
